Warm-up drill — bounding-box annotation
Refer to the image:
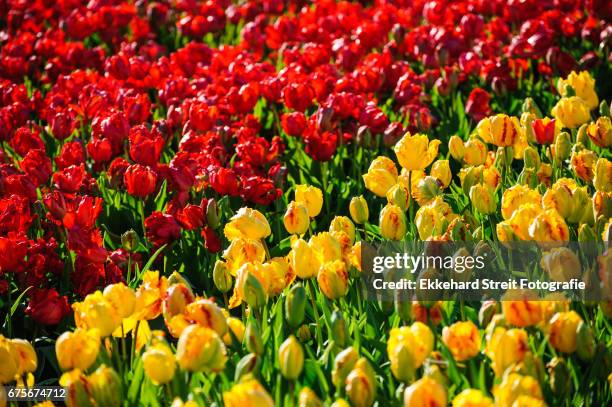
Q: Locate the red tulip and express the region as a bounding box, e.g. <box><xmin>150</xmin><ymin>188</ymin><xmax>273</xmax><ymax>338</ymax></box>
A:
<box><xmin>124</xmin><ymin>164</ymin><xmax>157</xmax><ymax>198</ymax></box>
<box><xmin>145</xmin><ymin>211</ymin><xmax>181</xmax><ymax>247</ymax></box>
<box><xmin>25</xmin><ymin>288</ymin><xmax>71</xmax><ymax>325</ymax></box>
<box><xmin>532</xmin><ymin>118</ymin><xmax>556</xmax><ymax>145</ymax></box>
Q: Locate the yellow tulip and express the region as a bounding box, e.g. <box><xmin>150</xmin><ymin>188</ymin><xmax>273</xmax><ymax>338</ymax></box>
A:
<box><xmin>501</xmin><ymin>185</ymin><xmax>542</xmax><ymax>220</ymax></box>
<box><xmin>133</xmin><ymin>270</ymin><xmax>169</xmax><ymax>321</ymax></box>
<box><xmin>162</xmin><ymin>283</ymin><xmax>195</xmax><ymax>330</ymax></box>
<box><xmin>469</xmin><ymin>183</ymin><xmax>496</xmax><ymax>214</ymax></box>
<box><xmin>175</xmin><ymin>324</ymin><xmax>227</xmax><ymax>372</ymax></box>
<box><xmin>493</xmin><ymin>373</ymin><xmax>544</xmax><ymax>407</ymax></box>
<box><xmin>295</xmin><ymin>184</ymin><xmax>324</xmax><ymax>217</ymax></box>
<box><xmin>0</xmin><ymin>335</ymin><xmax>19</xmax><ymax>383</ymax></box>
<box><xmin>409</xmin><ymin>322</ymin><xmax>435</xmax><ymax>365</ymax></box>
<box><xmin>224</xmin><ymin>207</ymin><xmax>271</xmax><ymax>241</ymax></box>
<box><xmin>283</xmin><ymin>201</ymin><xmax>310</xmax><ymax>235</ymax></box>
<box><xmin>230</xmin><ymin>261</ymin><xmax>268</xmax><ymax>309</ymax></box>
<box><xmin>289</xmin><ymin>238</ymin><xmax>320</xmax><ymax>279</ymax></box>
<box><xmin>363</xmin><ymin>156</ymin><xmax>398</xmax><ymax>197</ymax></box>
<box><xmin>379</xmin><ymin>204</ymin><xmax>407</xmax><ymax>240</ymax></box>
<box><xmin>586</xmin><ymin>116</ymin><xmax>612</xmax><ymax>148</ymax></box>
<box><xmin>310</xmin><ymin>232</ymin><xmax>343</xmax><ymax>263</ymax></box>
<box><xmin>263</xmin><ymin>257</ymin><xmax>293</xmax><ymax>296</ymax></box>
<box><xmin>55</xmin><ymin>329</ymin><xmax>100</xmax><ymax>371</ymax></box>
<box><xmin>463</xmin><ymin>139</ymin><xmax>488</xmax><ymax>166</ymax></box>
<box><xmin>298</xmin><ymin>387</ymin><xmax>323</xmax><ymax>407</ymax></box>
<box><xmin>73</xmin><ymin>291</ymin><xmax>121</xmax><ymax>337</ymax></box>
<box><xmin>223</xmin><ymin>238</ymin><xmax>266</xmax><ymax>275</ymax></box>
<box><xmin>477</xmin><ymin>114</ymin><xmax>519</xmax><ymax>147</ymax></box>
<box><xmin>570</xmin><ymin>148</ymin><xmax>597</xmax><ymax>183</ymax></box>
<box><xmin>442</xmin><ymin>321</ymin><xmax>481</xmax><ymax>362</ymax></box>
<box><xmin>387</xmin><ymin>327</ymin><xmax>416</xmax><ymax>383</ymax></box>
<box><xmin>485</xmin><ymin>327</ymin><xmax>529</xmax><ymax>377</ymax></box>
<box><xmin>345</xmin><ymin>358</ymin><xmax>376</xmax><ymax>407</ymax></box>
<box><xmin>88</xmin><ymin>365</ymin><xmax>121</xmax><ymax>407</ymax></box>
<box><xmin>448</xmin><ymin>135</ymin><xmax>465</xmax><ymax>161</ymax></box>
<box><xmin>9</xmin><ymin>339</ymin><xmax>37</xmax><ymax>376</ymax></box>
<box><xmin>183</xmin><ymin>298</ymin><xmax>228</xmax><ymax>336</ymax></box>
<box><xmin>330</xmin><ymin>216</ymin><xmax>356</xmax><ymax>244</ymax></box>
<box><xmin>278</xmin><ymin>335</ymin><xmax>304</xmax><ymax>380</ymax></box>
<box><xmin>415</xmin><ymin>197</ymin><xmax>457</xmax><ymax>240</ymax></box>
<box><xmin>501</xmin><ymin>289</ymin><xmax>543</xmax><ymax>327</ymax></box>
<box><xmin>557</xmin><ymin>70</ymin><xmax>598</xmax><ymax>110</ymax></box>
<box><xmin>542</xmin><ymin>179</ymin><xmax>575</xmax><ymax>220</ymax></box>
<box><xmin>223</xmin><ymin>317</ymin><xmax>245</xmax><ymax>345</ymax></box>
<box><xmin>349</xmin><ymin>196</ymin><xmax>369</xmax><ymax>224</ymax></box>
<box><xmin>223</xmin><ymin>379</ymin><xmax>274</xmax><ymax>407</ymax></box>
<box><xmin>552</xmin><ymin>97</ymin><xmax>591</xmax><ymax>129</ymax></box>
<box><xmin>142</xmin><ymin>343</ymin><xmax>176</xmax><ymax>385</ymax></box>
<box><xmin>386</xmin><ymin>183</ymin><xmax>411</xmax><ymax>211</ymax></box>
<box><xmin>528</xmin><ymin>209</ymin><xmax>570</xmax><ymax>248</ymax></box>
<box><xmin>331</xmin><ymin>347</ymin><xmax>358</xmax><ymax>390</ymax></box>
<box><xmin>403</xmin><ymin>377</ymin><xmax>447</xmax><ymax>407</ymax></box>
<box><xmin>102</xmin><ymin>283</ymin><xmax>136</xmax><ymax>319</ymax></box>
<box><xmin>548</xmin><ymin>311</ymin><xmax>583</xmax><ymax>353</ymax></box>
<box><xmin>431</xmin><ymin>160</ymin><xmax>452</xmax><ymax>188</ymax></box>
<box><xmin>541</xmin><ymin>247</ymin><xmax>581</xmax><ymax>282</ymax></box>
<box><xmin>317</xmin><ymin>260</ymin><xmax>349</xmax><ymax>300</ymax></box>
<box><xmin>394</xmin><ymin>132</ymin><xmax>441</xmax><ymax>171</ymax></box>
<box><xmin>594</xmin><ymin>157</ymin><xmax>612</xmax><ymax>192</ymax></box>
<box><xmin>452</xmin><ymin>389</ymin><xmax>494</xmax><ymax>407</ymax></box>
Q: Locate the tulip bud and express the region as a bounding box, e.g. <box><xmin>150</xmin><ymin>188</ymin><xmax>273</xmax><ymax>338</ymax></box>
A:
<box><xmin>278</xmin><ymin>335</ymin><xmax>304</xmax><ymax>380</ymax></box>
<box><xmin>380</xmin><ymin>204</ymin><xmax>407</xmax><ymax>240</ymax></box>
<box><xmin>469</xmin><ymin>183</ymin><xmax>497</xmax><ymax>214</ymax></box>
<box><xmin>518</xmin><ymin>169</ymin><xmax>538</xmax><ymax>188</ymax></box>
<box><xmin>206</xmin><ymin>199</ymin><xmax>220</xmax><ymax>228</ymax></box>
<box><xmin>594</xmin><ymin>158</ymin><xmax>612</xmax><ymax>192</ymax></box>
<box><xmin>331</xmin><ymin>399</ymin><xmax>351</xmax><ymax>407</ymax></box>
<box><xmin>404</xmin><ymin>377</ymin><xmax>447</xmax><ymax>407</ymax></box>
<box><xmin>63</xmin><ymin>371</ymin><xmax>94</xmax><ymax>407</ymax></box>
<box><xmin>554</xmin><ymin>132</ymin><xmax>572</xmax><ymax>161</ymax></box>
<box><xmin>549</xmin><ymin>311</ymin><xmax>582</xmax><ymax>353</ymax></box>
<box><xmin>298</xmin><ymin>387</ymin><xmax>323</xmax><ymax>407</ymax></box>
<box><xmin>176</xmin><ymin>325</ymin><xmax>227</xmax><ymax>372</ymax></box>
<box><xmin>431</xmin><ymin>160</ymin><xmax>452</xmax><ymax>188</ymax></box>
<box><xmin>576</xmin><ymin>321</ymin><xmax>596</xmax><ymax>361</ymax></box>
<box><xmin>243</xmin><ymin>272</ymin><xmax>267</xmax><ymax>310</ymax></box>
<box><xmin>414</xmin><ymin>176</ymin><xmax>442</xmax><ymax>206</ymax></box>
<box><xmin>330</xmin><ymin>216</ymin><xmax>356</xmax><ymax>244</ymax></box>
<box><xmin>576</xmin><ymin>123</ymin><xmax>589</xmax><ymax>144</ymax></box>
<box><xmin>285</xmin><ymin>284</ymin><xmax>307</xmax><ymax>328</ymax></box>
<box><xmin>349</xmin><ymin>196</ymin><xmax>369</xmax><ymax>224</ymax></box>
<box><xmin>121</xmin><ymin>230</ymin><xmax>139</xmax><ymax>252</ymax></box>
<box><xmin>142</xmin><ymin>343</ymin><xmax>176</xmax><ymax>385</ymax></box>
<box><xmin>600</xmin><ymin>100</ymin><xmax>610</xmax><ymax>117</ymax></box>
<box><xmin>297</xmin><ymin>324</ymin><xmax>312</xmax><ymax>342</ymax></box>
<box><xmin>234</xmin><ymin>353</ymin><xmax>260</xmax><ymax>381</ymax></box>
<box><xmin>523</xmin><ymin>146</ymin><xmax>540</xmax><ymax>170</ymax></box>
<box><xmin>89</xmin><ymin>365</ymin><xmax>122</xmax><ymax>407</ymax></box>
<box><xmin>332</xmin><ymin>347</ymin><xmax>359</xmax><ymax>388</ymax></box>
<box><xmin>356</xmin><ymin>125</ymin><xmax>373</xmax><ymax>147</ymax></box>
<box><xmin>478</xmin><ymin>300</ymin><xmax>498</xmax><ymax>327</ymax></box>
<box><xmin>448</xmin><ymin>136</ymin><xmax>465</xmax><ymax>161</ymax></box>
<box><xmin>330</xmin><ymin>310</ymin><xmax>348</xmax><ymax>347</ymax></box>
<box><xmin>245</xmin><ymin>319</ymin><xmax>264</xmax><ymax>355</ymax></box>
<box><xmin>213</xmin><ymin>260</ymin><xmax>232</xmax><ymax>293</ymax></box>
<box><xmin>284</xmin><ymin>201</ymin><xmax>310</xmax><ymax>235</ymax></box>
<box><xmin>386</xmin><ymin>183</ymin><xmax>411</xmax><ymax>211</ymax></box>
<box><xmin>522</xmin><ymin>97</ymin><xmax>543</xmax><ymax>118</ymax></box>
<box><xmin>547</xmin><ymin>357</ymin><xmax>571</xmax><ymax>399</ymax></box>
<box><xmin>346</xmin><ymin>358</ymin><xmax>376</xmax><ymax>407</ymax></box>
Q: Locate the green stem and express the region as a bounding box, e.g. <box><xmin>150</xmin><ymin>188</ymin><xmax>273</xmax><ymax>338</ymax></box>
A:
<box><xmin>307</xmin><ymin>279</ymin><xmax>323</xmax><ymax>348</ymax></box>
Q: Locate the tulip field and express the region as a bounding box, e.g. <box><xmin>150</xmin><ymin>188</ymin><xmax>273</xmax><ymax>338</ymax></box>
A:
<box><xmin>2</xmin><ymin>0</ymin><xmax>612</xmax><ymax>406</ymax></box>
